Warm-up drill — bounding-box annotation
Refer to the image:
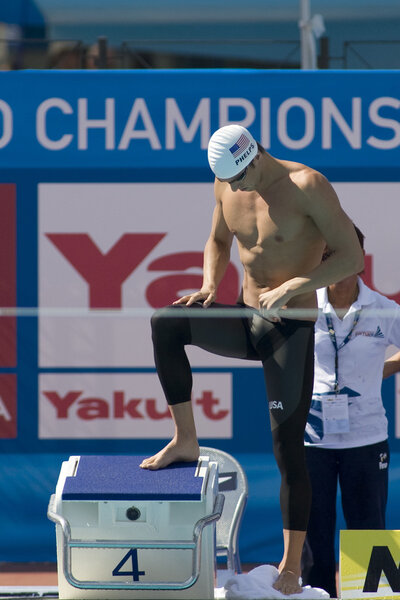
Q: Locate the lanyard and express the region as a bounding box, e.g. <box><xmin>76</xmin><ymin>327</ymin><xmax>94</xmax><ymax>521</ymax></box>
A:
<box><xmin>325</xmin><ymin>309</ymin><xmax>361</xmax><ymax>394</ymax></box>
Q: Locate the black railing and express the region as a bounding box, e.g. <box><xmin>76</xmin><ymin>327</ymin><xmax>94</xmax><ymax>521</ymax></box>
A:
<box><xmin>0</xmin><ymin>36</ymin><xmax>399</xmax><ymax>70</ymax></box>
<box><xmin>0</xmin><ymin>36</ymin><xmax>302</xmax><ymax>70</ymax></box>
<box><xmin>0</xmin><ymin>38</ymin><xmax>86</xmax><ymax>69</ymax></box>
<box><xmin>119</xmin><ymin>39</ymin><xmax>301</xmax><ymax>69</ymax></box>
<box><xmin>343</xmin><ymin>40</ymin><xmax>400</xmax><ymax>69</ymax></box>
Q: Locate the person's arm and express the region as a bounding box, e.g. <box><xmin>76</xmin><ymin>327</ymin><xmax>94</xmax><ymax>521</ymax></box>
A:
<box><xmin>174</xmin><ymin>184</ymin><xmax>234</xmax><ymax>307</ymax></box>
<box><xmin>383</xmin><ymin>350</ymin><xmax>400</xmax><ymax>379</ymax></box>
<box><xmin>259</xmin><ymin>171</ymin><xmax>364</xmax><ymax>312</ymax></box>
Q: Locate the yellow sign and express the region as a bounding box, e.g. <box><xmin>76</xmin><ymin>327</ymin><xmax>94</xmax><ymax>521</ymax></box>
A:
<box><xmin>340</xmin><ymin>530</ymin><xmax>400</xmax><ymax>599</ymax></box>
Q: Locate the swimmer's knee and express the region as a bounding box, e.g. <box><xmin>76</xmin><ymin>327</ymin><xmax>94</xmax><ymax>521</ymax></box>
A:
<box><xmin>151</xmin><ymin>305</ymin><xmax>174</xmax><ymax>328</ymax></box>
<box><xmin>272</xmin><ymin>431</ymin><xmax>306</xmax><ymax>472</ymax></box>
<box><xmin>151</xmin><ymin>305</ymin><xmax>190</xmax><ymax>343</ymax></box>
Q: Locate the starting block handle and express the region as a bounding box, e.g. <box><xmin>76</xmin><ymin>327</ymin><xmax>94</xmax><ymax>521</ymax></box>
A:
<box><xmin>47</xmin><ymin>491</ymin><xmax>224</xmax><ymax>591</ymax></box>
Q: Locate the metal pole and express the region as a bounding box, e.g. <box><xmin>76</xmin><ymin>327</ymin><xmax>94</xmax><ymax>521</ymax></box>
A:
<box><xmin>299</xmin><ymin>0</ymin><xmax>316</xmax><ymax>69</ymax></box>
<box><xmin>318</xmin><ymin>35</ymin><xmax>329</xmax><ymax>69</ymax></box>
<box><xmin>97</xmin><ymin>36</ymin><xmax>108</xmax><ymax>68</ymax></box>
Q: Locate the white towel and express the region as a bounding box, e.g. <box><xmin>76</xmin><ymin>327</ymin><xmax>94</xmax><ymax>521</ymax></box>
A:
<box><xmin>223</xmin><ymin>565</ymin><xmax>329</xmax><ymax>599</ymax></box>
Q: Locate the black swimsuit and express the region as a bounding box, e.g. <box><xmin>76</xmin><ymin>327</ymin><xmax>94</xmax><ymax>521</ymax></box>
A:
<box><xmin>151</xmin><ymin>302</ymin><xmax>315</xmax><ymax>530</ymax></box>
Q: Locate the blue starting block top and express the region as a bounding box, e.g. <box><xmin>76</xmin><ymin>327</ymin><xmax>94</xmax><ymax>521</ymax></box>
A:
<box><xmin>62</xmin><ymin>455</ymin><xmax>203</xmax><ymax>501</ymax></box>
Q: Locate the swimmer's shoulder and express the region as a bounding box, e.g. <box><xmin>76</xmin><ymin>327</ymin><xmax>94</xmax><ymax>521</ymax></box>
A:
<box><xmin>279</xmin><ymin>159</ymin><xmax>332</xmax><ymax>194</ymax></box>
<box><xmin>214</xmin><ymin>177</ymin><xmax>229</xmax><ymax>192</ymax></box>
<box><xmin>214</xmin><ymin>177</ymin><xmax>235</xmax><ymax>203</ymax></box>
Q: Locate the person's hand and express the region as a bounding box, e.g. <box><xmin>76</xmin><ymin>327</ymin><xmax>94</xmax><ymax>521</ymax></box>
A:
<box><xmin>173</xmin><ymin>289</ymin><xmax>216</xmax><ymax>308</ymax></box>
<box><xmin>258</xmin><ymin>286</ymin><xmax>289</xmax><ymax>322</ymax></box>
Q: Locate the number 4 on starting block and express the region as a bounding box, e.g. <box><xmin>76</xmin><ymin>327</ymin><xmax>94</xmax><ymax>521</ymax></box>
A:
<box><xmin>340</xmin><ymin>530</ymin><xmax>400</xmax><ymax>599</ymax></box>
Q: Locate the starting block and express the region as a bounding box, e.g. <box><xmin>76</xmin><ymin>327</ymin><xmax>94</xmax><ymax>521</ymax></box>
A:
<box><xmin>48</xmin><ymin>455</ymin><xmax>223</xmax><ymax>599</ymax></box>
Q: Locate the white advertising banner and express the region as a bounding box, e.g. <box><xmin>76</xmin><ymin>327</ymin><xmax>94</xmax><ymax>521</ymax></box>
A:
<box><xmin>334</xmin><ymin>182</ymin><xmax>400</xmax><ymax>299</ymax></box>
<box><xmin>39</xmin><ymin>372</ymin><xmax>232</xmax><ymax>439</ymax></box>
<box><xmin>39</xmin><ymin>182</ymin><xmax>242</xmax><ymax>368</ymax></box>
<box><xmin>39</xmin><ymin>181</ymin><xmax>400</xmax><ymax>370</ymax></box>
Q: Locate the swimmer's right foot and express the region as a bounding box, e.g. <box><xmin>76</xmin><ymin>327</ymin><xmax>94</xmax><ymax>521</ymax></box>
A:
<box><xmin>273</xmin><ymin>569</ymin><xmax>302</xmax><ymax>596</ymax></box>
<box><xmin>140</xmin><ymin>438</ymin><xmax>200</xmax><ymax>470</ymax></box>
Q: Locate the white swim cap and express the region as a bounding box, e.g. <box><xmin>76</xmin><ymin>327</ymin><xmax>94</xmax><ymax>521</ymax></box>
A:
<box><xmin>208</xmin><ymin>124</ymin><xmax>257</xmax><ymax>179</ymax></box>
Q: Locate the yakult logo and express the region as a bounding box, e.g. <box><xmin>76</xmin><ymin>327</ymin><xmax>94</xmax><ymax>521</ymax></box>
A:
<box><xmin>39</xmin><ymin>183</ymin><xmax>242</xmax><ymax>368</ymax></box>
<box><xmin>39</xmin><ymin>373</ymin><xmax>232</xmax><ymax>439</ymax></box>
<box><xmin>45</xmin><ymin>232</ymin><xmax>238</xmax><ymax>310</ymax></box>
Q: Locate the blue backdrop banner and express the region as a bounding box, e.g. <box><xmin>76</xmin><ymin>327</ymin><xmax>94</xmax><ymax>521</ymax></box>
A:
<box><xmin>0</xmin><ymin>69</ymin><xmax>399</xmax><ymax>170</ymax></box>
<box><xmin>0</xmin><ymin>69</ymin><xmax>399</xmax><ymax>563</ymax></box>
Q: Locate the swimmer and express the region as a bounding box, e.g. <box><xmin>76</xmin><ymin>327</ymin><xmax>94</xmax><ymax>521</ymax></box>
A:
<box><xmin>141</xmin><ymin>125</ymin><xmax>364</xmax><ymax>595</ymax></box>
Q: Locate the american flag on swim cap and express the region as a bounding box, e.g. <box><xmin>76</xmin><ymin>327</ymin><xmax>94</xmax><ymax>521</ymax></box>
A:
<box><xmin>229</xmin><ymin>134</ymin><xmax>250</xmax><ymax>158</ymax></box>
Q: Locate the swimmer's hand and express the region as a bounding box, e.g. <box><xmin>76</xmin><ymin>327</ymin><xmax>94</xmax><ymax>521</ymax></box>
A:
<box><xmin>259</xmin><ymin>286</ymin><xmax>289</xmax><ymax>322</ymax></box>
<box><xmin>173</xmin><ymin>289</ymin><xmax>216</xmax><ymax>308</ymax></box>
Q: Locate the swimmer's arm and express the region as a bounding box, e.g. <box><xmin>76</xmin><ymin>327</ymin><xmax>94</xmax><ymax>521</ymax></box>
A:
<box><xmin>289</xmin><ymin>174</ymin><xmax>363</xmax><ymax>290</ymax></box>
<box><xmin>174</xmin><ymin>193</ymin><xmax>233</xmax><ymax>307</ymax></box>
<box><xmin>383</xmin><ymin>350</ymin><xmax>400</xmax><ymax>379</ymax></box>
<box><xmin>260</xmin><ymin>173</ymin><xmax>364</xmax><ymax>311</ymax></box>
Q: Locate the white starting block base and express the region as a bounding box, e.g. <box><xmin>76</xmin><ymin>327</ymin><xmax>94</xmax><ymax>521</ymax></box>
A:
<box><xmin>48</xmin><ymin>455</ymin><xmax>222</xmax><ymax>600</ymax></box>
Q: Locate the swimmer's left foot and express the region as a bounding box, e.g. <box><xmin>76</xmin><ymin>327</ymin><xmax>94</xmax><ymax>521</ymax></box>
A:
<box><xmin>272</xmin><ymin>569</ymin><xmax>302</xmax><ymax>596</ymax></box>
<box><xmin>140</xmin><ymin>438</ymin><xmax>200</xmax><ymax>470</ymax></box>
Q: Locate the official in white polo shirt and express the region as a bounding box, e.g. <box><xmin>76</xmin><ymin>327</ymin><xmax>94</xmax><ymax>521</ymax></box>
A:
<box><xmin>302</xmin><ymin>225</ymin><xmax>400</xmax><ymax>598</ymax></box>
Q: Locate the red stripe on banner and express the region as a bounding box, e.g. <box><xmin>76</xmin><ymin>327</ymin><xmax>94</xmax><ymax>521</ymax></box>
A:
<box><xmin>0</xmin><ymin>374</ymin><xmax>17</xmax><ymax>438</ymax></box>
<box><xmin>0</xmin><ymin>184</ymin><xmax>16</xmax><ymax>367</ymax></box>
